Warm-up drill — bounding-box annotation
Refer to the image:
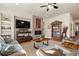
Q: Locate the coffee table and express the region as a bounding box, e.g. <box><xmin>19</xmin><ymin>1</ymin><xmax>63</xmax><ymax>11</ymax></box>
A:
<box><xmin>33</xmin><ymin>38</ymin><xmax>50</xmax><ymax>49</ymax></box>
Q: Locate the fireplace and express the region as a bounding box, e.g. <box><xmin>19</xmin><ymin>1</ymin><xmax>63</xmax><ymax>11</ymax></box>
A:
<box><xmin>35</xmin><ymin>30</ymin><xmax>42</xmax><ymax>35</ymax></box>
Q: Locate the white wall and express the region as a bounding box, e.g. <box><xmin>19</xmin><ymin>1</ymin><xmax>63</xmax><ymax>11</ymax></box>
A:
<box><xmin>0</xmin><ymin>7</ymin><xmax>74</xmax><ymax>39</ymax></box>
<box><xmin>0</xmin><ymin>14</ymin><xmax>1</xmax><ymax>36</ymax></box>
<box><xmin>0</xmin><ymin>7</ymin><xmax>33</xmax><ymax>40</ymax></box>
<box><xmin>73</xmin><ymin>19</ymin><xmax>79</xmax><ymax>36</ymax></box>
<box><xmin>44</xmin><ymin>13</ymin><xmax>72</xmax><ymax>38</ymax></box>
<box><xmin>69</xmin><ymin>14</ymin><xmax>74</xmax><ymax>37</ymax></box>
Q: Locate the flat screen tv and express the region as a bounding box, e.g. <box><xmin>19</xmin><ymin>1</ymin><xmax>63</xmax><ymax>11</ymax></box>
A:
<box><xmin>16</xmin><ymin>19</ymin><xmax>30</xmax><ymax>28</ymax></box>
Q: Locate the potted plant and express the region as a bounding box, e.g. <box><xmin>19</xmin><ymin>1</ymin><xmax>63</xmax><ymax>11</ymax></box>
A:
<box><xmin>41</xmin><ymin>34</ymin><xmax>45</xmax><ymax>38</ymax></box>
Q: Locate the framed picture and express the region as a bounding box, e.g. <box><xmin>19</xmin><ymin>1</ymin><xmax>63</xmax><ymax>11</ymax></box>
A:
<box><xmin>36</xmin><ymin>18</ymin><xmax>41</xmax><ymax>28</ymax></box>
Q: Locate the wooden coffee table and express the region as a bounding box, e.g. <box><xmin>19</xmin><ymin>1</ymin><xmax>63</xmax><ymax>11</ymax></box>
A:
<box><xmin>33</xmin><ymin>38</ymin><xmax>50</xmax><ymax>49</ymax></box>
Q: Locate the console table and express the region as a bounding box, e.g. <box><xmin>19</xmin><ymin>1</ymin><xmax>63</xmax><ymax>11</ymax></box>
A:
<box><xmin>16</xmin><ymin>30</ymin><xmax>32</xmax><ymax>43</ymax></box>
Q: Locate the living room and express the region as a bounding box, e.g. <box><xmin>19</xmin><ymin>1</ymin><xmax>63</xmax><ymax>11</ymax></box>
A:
<box><xmin>0</xmin><ymin>3</ymin><xmax>79</xmax><ymax>56</ymax></box>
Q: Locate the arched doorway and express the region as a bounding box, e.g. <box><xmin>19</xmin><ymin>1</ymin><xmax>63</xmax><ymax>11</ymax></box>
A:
<box><xmin>51</xmin><ymin>20</ymin><xmax>62</xmax><ymax>41</ymax></box>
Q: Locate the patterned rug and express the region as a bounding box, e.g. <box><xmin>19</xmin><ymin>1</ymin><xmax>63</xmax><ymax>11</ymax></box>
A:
<box><xmin>20</xmin><ymin>40</ymin><xmax>61</xmax><ymax>56</ymax></box>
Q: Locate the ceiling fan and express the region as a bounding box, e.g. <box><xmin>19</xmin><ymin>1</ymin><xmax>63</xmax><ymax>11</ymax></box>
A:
<box><xmin>40</xmin><ymin>3</ymin><xmax>58</xmax><ymax>11</ymax></box>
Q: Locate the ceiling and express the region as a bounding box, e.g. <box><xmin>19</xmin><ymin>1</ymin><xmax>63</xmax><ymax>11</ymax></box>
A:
<box><xmin>0</xmin><ymin>3</ymin><xmax>79</xmax><ymax>19</ymax></box>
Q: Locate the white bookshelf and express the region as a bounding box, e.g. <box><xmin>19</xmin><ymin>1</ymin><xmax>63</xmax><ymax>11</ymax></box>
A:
<box><xmin>0</xmin><ymin>13</ymin><xmax>12</xmax><ymax>39</ymax></box>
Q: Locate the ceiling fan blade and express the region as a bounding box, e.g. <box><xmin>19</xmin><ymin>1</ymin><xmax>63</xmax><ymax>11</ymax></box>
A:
<box><xmin>53</xmin><ymin>5</ymin><xmax>58</xmax><ymax>9</ymax></box>
<box><xmin>46</xmin><ymin>8</ymin><xmax>49</xmax><ymax>11</ymax></box>
<box><xmin>40</xmin><ymin>5</ymin><xmax>48</xmax><ymax>7</ymax></box>
<box><xmin>53</xmin><ymin>3</ymin><xmax>56</xmax><ymax>4</ymax></box>
<box><xmin>48</xmin><ymin>3</ymin><xmax>53</xmax><ymax>5</ymax></box>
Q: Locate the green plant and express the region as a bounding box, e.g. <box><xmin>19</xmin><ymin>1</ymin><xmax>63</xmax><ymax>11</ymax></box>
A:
<box><xmin>41</xmin><ymin>34</ymin><xmax>45</xmax><ymax>38</ymax></box>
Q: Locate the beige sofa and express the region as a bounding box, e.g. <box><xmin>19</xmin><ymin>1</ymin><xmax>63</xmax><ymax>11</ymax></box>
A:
<box><xmin>36</xmin><ymin>40</ymin><xmax>78</xmax><ymax>56</ymax></box>
<box><xmin>36</xmin><ymin>45</ymin><xmax>77</xmax><ymax>56</ymax></box>
<box><xmin>0</xmin><ymin>37</ymin><xmax>27</xmax><ymax>56</ymax></box>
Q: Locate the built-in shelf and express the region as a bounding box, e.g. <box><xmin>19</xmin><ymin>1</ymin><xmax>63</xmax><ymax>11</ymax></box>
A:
<box><xmin>1</xmin><ymin>20</ymin><xmax>11</xmax><ymax>23</ymax></box>
<box><xmin>51</xmin><ymin>20</ymin><xmax>62</xmax><ymax>41</ymax></box>
<box><xmin>1</xmin><ymin>33</ymin><xmax>11</xmax><ymax>35</ymax></box>
<box><xmin>0</xmin><ymin>14</ymin><xmax>12</xmax><ymax>39</ymax></box>
<box><xmin>16</xmin><ymin>28</ymin><xmax>32</xmax><ymax>43</ymax></box>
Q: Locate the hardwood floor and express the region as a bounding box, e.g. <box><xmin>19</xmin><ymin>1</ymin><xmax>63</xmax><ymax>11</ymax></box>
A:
<box><xmin>20</xmin><ymin>41</ymin><xmax>37</xmax><ymax>56</ymax></box>
<box><xmin>20</xmin><ymin>40</ymin><xmax>61</xmax><ymax>56</ymax></box>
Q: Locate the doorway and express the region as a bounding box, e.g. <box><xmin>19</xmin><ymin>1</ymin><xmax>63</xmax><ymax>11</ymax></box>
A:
<box><xmin>51</xmin><ymin>20</ymin><xmax>62</xmax><ymax>41</ymax></box>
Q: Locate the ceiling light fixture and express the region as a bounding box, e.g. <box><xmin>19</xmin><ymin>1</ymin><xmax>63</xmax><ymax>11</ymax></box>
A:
<box><xmin>40</xmin><ymin>3</ymin><xmax>58</xmax><ymax>12</ymax></box>
<box><xmin>48</xmin><ymin>5</ymin><xmax>51</xmax><ymax>9</ymax></box>
<box><xmin>16</xmin><ymin>3</ymin><xmax>19</xmax><ymax>5</ymax></box>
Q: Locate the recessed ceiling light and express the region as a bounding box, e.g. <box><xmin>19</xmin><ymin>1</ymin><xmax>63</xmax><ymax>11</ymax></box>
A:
<box><xmin>16</xmin><ymin>3</ymin><xmax>19</xmax><ymax>5</ymax></box>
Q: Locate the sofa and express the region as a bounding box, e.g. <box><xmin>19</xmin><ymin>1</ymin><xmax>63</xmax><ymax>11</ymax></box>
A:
<box><xmin>36</xmin><ymin>40</ymin><xmax>79</xmax><ymax>56</ymax></box>
<box><xmin>0</xmin><ymin>37</ymin><xmax>27</xmax><ymax>56</ymax></box>
<box><xmin>62</xmin><ymin>40</ymin><xmax>79</xmax><ymax>50</ymax></box>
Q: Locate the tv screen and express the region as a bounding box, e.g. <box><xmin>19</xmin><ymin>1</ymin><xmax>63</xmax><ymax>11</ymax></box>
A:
<box><xmin>16</xmin><ymin>19</ymin><xmax>30</xmax><ymax>28</ymax></box>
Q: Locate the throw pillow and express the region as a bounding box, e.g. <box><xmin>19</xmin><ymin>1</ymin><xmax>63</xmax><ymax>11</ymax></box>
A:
<box><xmin>0</xmin><ymin>37</ymin><xmax>6</xmax><ymax>44</ymax></box>
<box><xmin>4</xmin><ymin>38</ymin><xmax>13</xmax><ymax>44</ymax></box>
<box><xmin>1</xmin><ymin>44</ymin><xmax>17</xmax><ymax>56</ymax></box>
<box><xmin>0</xmin><ymin>43</ymin><xmax>1</xmax><ymax>51</ymax></box>
<box><xmin>41</xmin><ymin>48</ymin><xmax>64</xmax><ymax>56</ymax></box>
